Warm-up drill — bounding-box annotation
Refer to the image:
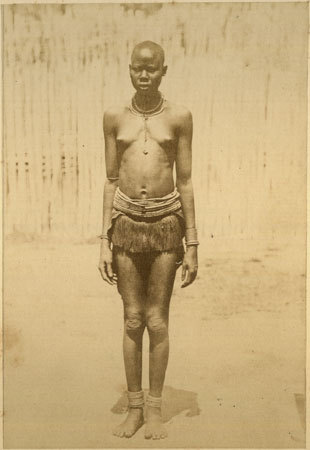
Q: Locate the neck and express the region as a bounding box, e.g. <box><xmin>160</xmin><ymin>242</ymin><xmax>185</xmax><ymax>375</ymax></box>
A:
<box><xmin>134</xmin><ymin>91</ymin><xmax>161</xmax><ymax>110</ymax></box>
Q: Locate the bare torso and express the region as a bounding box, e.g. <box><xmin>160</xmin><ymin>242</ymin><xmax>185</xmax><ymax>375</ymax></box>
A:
<box><xmin>101</xmin><ymin>91</ymin><xmax>197</xmax><ymax>286</ymax></box>
<box><xmin>115</xmin><ymin>101</ymin><xmax>179</xmax><ymax>199</ymax></box>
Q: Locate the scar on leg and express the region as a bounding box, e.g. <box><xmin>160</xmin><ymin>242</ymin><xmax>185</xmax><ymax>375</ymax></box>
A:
<box><xmin>125</xmin><ymin>311</ymin><xmax>146</xmax><ymax>332</ymax></box>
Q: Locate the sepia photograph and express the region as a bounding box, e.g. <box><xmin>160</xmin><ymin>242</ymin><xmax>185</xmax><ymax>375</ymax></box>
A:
<box><xmin>2</xmin><ymin>1</ymin><xmax>307</xmax><ymax>448</ymax></box>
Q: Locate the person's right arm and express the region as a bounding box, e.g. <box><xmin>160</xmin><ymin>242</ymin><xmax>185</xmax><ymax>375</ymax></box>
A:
<box><xmin>98</xmin><ymin>109</ymin><xmax>119</xmax><ymax>285</ymax></box>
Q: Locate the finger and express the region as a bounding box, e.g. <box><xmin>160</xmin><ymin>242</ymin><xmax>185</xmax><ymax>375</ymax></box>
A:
<box><xmin>181</xmin><ymin>265</ymin><xmax>186</xmax><ymax>281</ymax></box>
<box><xmin>104</xmin><ymin>276</ymin><xmax>114</xmax><ymax>285</ymax></box>
<box><xmin>189</xmin><ymin>270</ymin><xmax>197</xmax><ymax>284</ymax></box>
<box><xmin>100</xmin><ymin>272</ymin><xmax>108</xmax><ymax>283</ymax></box>
<box><xmin>104</xmin><ymin>264</ymin><xmax>114</xmax><ymax>285</ymax></box>
<box><xmin>104</xmin><ymin>268</ymin><xmax>114</xmax><ymax>285</ymax></box>
<box><xmin>100</xmin><ymin>272</ymin><xmax>109</xmax><ymax>283</ymax></box>
<box><xmin>181</xmin><ymin>269</ymin><xmax>190</xmax><ymax>288</ymax></box>
<box><xmin>191</xmin><ymin>269</ymin><xmax>198</xmax><ymax>283</ymax></box>
<box><xmin>182</xmin><ymin>270</ymin><xmax>195</xmax><ymax>288</ymax></box>
<box><xmin>98</xmin><ymin>266</ymin><xmax>105</xmax><ymax>279</ymax></box>
<box><xmin>106</xmin><ymin>262</ymin><xmax>114</xmax><ymax>279</ymax></box>
<box><xmin>98</xmin><ymin>266</ymin><xmax>113</xmax><ymax>285</ymax></box>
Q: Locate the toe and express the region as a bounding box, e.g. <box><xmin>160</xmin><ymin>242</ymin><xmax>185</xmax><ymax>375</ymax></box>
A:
<box><xmin>124</xmin><ymin>430</ymin><xmax>132</xmax><ymax>438</ymax></box>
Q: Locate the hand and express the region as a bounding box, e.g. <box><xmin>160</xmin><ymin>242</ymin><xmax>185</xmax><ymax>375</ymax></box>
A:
<box><xmin>181</xmin><ymin>246</ymin><xmax>198</xmax><ymax>288</ymax></box>
<box><xmin>98</xmin><ymin>242</ymin><xmax>117</xmax><ymax>285</ymax></box>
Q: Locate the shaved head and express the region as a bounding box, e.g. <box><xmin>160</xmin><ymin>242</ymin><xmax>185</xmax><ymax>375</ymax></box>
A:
<box><xmin>131</xmin><ymin>41</ymin><xmax>165</xmax><ymax>66</ymax></box>
<box><xmin>129</xmin><ymin>41</ymin><xmax>167</xmax><ymax>95</ymax></box>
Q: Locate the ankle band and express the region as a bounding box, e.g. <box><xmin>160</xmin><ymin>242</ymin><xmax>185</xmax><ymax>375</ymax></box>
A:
<box><xmin>146</xmin><ymin>393</ymin><xmax>162</xmax><ymax>408</ymax></box>
<box><xmin>127</xmin><ymin>390</ymin><xmax>144</xmax><ymax>408</ymax></box>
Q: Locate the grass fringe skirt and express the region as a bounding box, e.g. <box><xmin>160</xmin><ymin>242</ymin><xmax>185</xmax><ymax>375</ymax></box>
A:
<box><xmin>111</xmin><ymin>213</ymin><xmax>184</xmax><ymax>253</ymax></box>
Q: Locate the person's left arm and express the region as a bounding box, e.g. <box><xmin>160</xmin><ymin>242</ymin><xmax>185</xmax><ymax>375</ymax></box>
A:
<box><xmin>175</xmin><ymin>107</ymin><xmax>198</xmax><ymax>288</ymax></box>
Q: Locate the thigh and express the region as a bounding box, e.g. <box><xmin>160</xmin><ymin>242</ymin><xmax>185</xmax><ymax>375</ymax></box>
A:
<box><xmin>113</xmin><ymin>247</ymin><xmax>149</xmax><ymax>310</ymax></box>
<box><xmin>146</xmin><ymin>251</ymin><xmax>179</xmax><ymax>314</ymax></box>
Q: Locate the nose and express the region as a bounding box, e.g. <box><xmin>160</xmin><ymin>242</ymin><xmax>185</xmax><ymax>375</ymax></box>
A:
<box><xmin>140</xmin><ymin>69</ymin><xmax>148</xmax><ymax>79</ymax></box>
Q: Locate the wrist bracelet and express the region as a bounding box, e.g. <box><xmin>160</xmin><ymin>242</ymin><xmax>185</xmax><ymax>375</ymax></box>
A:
<box><xmin>99</xmin><ymin>234</ymin><xmax>110</xmax><ymax>240</ymax></box>
<box><xmin>186</xmin><ymin>240</ymin><xmax>200</xmax><ymax>246</ymax></box>
<box><xmin>185</xmin><ymin>227</ymin><xmax>198</xmax><ymax>244</ymax></box>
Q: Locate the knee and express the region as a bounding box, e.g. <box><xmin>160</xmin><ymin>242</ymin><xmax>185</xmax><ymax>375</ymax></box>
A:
<box><xmin>146</xmin><ymin>314</ymin><xmax>168</xmax><ymax>334</ymax></box>
<box><xmin>124</xmin><ymin>310</ymin><xmax>145</xmax><ymax>333</ymax></box>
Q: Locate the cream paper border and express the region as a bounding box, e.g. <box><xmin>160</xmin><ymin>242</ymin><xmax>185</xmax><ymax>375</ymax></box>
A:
<box><xmin>1</xmin><ymin>5</ymin><xmax>3</xmax><ymax>449</ymax></box>
<box><xmin>0</xmin><ymin>0</ymin><xmax>308</xmax><ymax>3</ymax></box>
<box><xmin>0</xmin><ymin>1</ymin><xmax>308</xmax><ymax>450</ymax></box>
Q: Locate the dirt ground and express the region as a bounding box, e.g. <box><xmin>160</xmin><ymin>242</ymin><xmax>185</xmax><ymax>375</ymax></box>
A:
<box><xmin>3</xmin><ymin>236</ymin><xmax>306</xmax><ymax>448</ymax></box>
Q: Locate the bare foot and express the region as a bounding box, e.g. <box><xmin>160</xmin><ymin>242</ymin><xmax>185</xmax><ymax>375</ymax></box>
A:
<box><xmin>145</xmin><ymin>406</ymin><xmax>167</xmax><ymax>440</ymax></box>
<box><xmin>113</xmin><ymin>408</ymin><xmax>144</xmax><ymax>438</ymax></box>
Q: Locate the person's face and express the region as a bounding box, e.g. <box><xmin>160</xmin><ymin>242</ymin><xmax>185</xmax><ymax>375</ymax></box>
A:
<box><xmin>129</xmin><ymin>47</ymin><xmax>167</xmax><ymax>95</ymax></box>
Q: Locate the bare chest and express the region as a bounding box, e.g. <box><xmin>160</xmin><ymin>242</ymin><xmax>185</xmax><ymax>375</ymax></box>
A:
<box><xmin>116</xmin><ymin>113</ymin><xmax>177</xmax><ymax>151</ymax></box>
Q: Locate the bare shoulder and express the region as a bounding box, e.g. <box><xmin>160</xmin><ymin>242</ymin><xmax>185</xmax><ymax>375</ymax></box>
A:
<box><xmin>103</xmin><ymin>103</ymin><xmax>128</xmax><ymax>131</ymax></box>
<box><xmin>165</xmin><ymin>100</ymin><xmax>193</xmax><ymax>135</ymax></box>
<box><xmin>104</xmin><ymin>104</ymin><xmax>127</xmax><ymax>120</ymax></box>
<box><xmin>165</xmin><ymin>100</ymin><xmax>192</xmax><ymax>125</ymax></box>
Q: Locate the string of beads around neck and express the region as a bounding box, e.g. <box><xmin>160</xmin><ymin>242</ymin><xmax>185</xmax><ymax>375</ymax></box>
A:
<box><xmin>130</xmin><ymin>93</ymin><xmax>165</xmax><ymax>117</ymax></box>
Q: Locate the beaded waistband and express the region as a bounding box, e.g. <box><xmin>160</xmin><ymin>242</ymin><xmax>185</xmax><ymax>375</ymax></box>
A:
<box><xmin>113</xmin><ymin>187</ymin><xmax>182</xmax><ymax>218</ymax></box>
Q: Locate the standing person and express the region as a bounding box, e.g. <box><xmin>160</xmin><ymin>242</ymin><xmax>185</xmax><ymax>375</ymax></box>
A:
<box><xmin>98</xmin><ymin>41</ymin><xmax>199</xmax><ymax>440</ymax></box>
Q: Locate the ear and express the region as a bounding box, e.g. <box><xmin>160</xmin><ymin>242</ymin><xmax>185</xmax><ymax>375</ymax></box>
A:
<box><xmin>162</xmin><ymin>65</ymin><xmax>168</xmax><ymax>76</ymax></box>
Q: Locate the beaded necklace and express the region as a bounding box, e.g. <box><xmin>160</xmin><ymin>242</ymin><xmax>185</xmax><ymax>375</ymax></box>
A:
<box><xmin>129</xmin><ymin>93</ymin><xmax>166</xmax><ymax>155</ymax></box>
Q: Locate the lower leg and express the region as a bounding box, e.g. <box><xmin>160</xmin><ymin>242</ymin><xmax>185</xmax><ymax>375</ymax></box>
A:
<box><xmin>123</xmin><ymin>322</ymin><xmax>144</xmax><ymax>391</ymax></box>
<box><xmin>113</xmin><ymin>325</ymin><xmax>145</xmax><ymax>438</ymax></box>
<box><xmin>145</xmin><ymin>320</ymin><xmax>169</xmax><ymax>439</ymax></box>
<box><xmin>144</xmin><ymin>251</ymin><xmax>178</xmax><ymax>440</ymax></box>
<box><xmin>148</xmin><ymin>320</ymin><xmax>169</xmax><ymax>397</ymax></box>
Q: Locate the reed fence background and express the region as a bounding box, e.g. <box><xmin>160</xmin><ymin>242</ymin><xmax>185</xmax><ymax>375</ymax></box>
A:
<box><xmin>3</xmin><ymin>2</ymin><xmax>308</xmax><ymax>242</ymax></box>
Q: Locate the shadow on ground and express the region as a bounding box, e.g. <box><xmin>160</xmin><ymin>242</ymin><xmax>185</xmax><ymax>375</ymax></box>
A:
<box><xmin>111</xmin><ymin>385</ymin><xmax>201</xmax><ymax>422</ymax></box>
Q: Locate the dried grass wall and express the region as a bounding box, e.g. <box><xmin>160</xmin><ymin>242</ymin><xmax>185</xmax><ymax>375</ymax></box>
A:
<box><xmin>3</xmin><ymin>3</ymin><xmax>308</xmax><ymax>241</ymax></box>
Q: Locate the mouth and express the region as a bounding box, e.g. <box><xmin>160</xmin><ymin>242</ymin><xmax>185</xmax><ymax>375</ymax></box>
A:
<box><xmin>138</xmin><ymin>83</ymin><xmax>151</xmax><ymax>89</ymax></box>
